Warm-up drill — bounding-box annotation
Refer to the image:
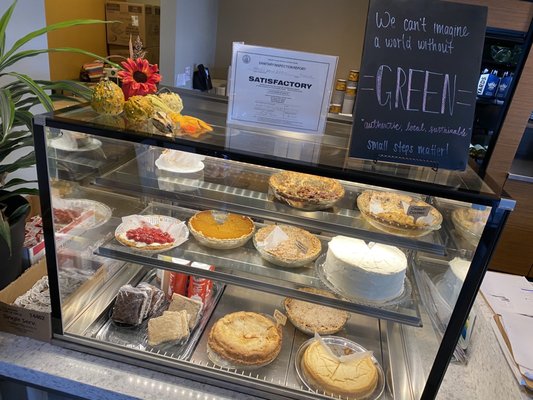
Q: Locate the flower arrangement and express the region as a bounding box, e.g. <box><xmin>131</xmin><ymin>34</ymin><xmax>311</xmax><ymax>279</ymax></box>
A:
<box><xmin>118</xmin><ymin>58</ymin><xmax>161</xmax><ymax>100</ymax></box>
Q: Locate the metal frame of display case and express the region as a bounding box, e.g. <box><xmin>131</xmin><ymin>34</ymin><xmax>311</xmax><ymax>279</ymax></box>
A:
<box><xmin>33</xmin><ymin>94</ymin><xmax>514</xmax><ymax>400</ymax></box>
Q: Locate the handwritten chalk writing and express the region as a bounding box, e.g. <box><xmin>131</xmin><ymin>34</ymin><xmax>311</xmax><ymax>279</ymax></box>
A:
<box><xmin>406</xmin><ymin>122</ymin><xmax>426</xmax><ymax>132</ymax></box>
<box><xmin>376</xmin><ymin>65</ymin><xmax>457</xmax><ymax>115</ymax></box>
<box><xmin>363</xmin><ymin>119</ymin><xmax>403</xmax><ymax>131</ymax></box>
<box><xmin>375</xmin><ymin>11</ymin><xmax>396</xmax><ymax>28</ymax></box>
<box><xmin>393</xmin><ymin>141</ymin><xmax>414</xmax><ymax>155</ymax></box>
<box><xmin>384</xmin><ymin>34</ymin><xmax>412</xmax><ymax>50</ymax></box>
<box><xmin>433</xmin><ymin>23</ymin><xmax>469</xmax><ymax>38</ymax></box>
<box><xmin>417</xmin><ymin>143</ymin><xmax>449</xmax><ymax>156</ymax></box>
<box><xmin>417</xmin><ymin>38</ymin><xmax>455</xmax><ymax>54</ymax></box>
<box><xmin>367</xmin><ymin>139</ymin><xmax>388</xmax><ymax>151</ymax></box>
<box><xmin>404</xmin><ymin>17</ymin><xmax>427</xmax><ymax>32</ymax></box>
<box><xmin>429</xmin><ymin>125</ymin><xmax>468</xmax><ymax>136</ymax></box>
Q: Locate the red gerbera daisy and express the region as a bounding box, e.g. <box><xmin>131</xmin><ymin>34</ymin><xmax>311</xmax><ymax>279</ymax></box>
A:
<box><xmin>118</xmin><ymin>58</ymin><xmax>161</xmax><ymax>100</ymax></box>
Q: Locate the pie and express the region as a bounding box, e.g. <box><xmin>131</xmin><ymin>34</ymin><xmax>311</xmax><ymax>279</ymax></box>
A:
<box><xmin>357</xmin><ymin>190</ymin><xmax>442</xmax><ymax>233</ymax></box>
<box><xmin>188</xmin><ymin>210</ymin><xmax>254</xmax><ymax>249</ymax></box>
<box><xmin>254</xmin><ymin>225</ymin><xmax>321</xmax><ymax>267</ymax></box>
<box><xmin>302</xmin><ymin>340</ymin><xmax>378</xmax><ymax>398</ymax></box>
<box><xmin>284</xmin><ymin>288</ymin><xmax>348</xmax><ymax>335</ymax></box>
<box><xmin>268</xmin><ymin>171</ymin><xmax>345</xmax><ymax>210</ymax></box>
<box><xmin>208</xmin><ymin>311</ymin><xmax>282</xmax><ymax>366</ymax></box>
<box><xmin>452</xmin><ymin>207</ymin><xmax>489</xmax><ymax>237</ymax></box>
<box><xmin>115</xmin><ymin>225</ymin><xmax>176</xmax><ymax>251</ymax></box>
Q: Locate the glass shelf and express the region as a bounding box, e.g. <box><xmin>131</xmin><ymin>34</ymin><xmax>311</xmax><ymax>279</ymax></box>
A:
<box><xmin>93</xmin><ymin>146</ymin><xmax>447</xmax><ymax>256</ymax></box>
<box><xmin>95</xmin><ymin>202</ymin><xmax>422</xmax><ymax>327</ymax></box>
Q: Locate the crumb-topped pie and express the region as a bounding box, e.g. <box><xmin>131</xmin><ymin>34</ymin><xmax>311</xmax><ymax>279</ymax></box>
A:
<box><xmin>253</xmin><ymin>225</ymin><xmax>321</xmax><ymax>268</ymax></box>
<box><xmin>284</xmin><ymin>288</ymin><xmax>348</xmax><ymax>335</ymax></box>
<box><xmin>357</xmin><ymin>190</ymin><xmax>442</xmax><ymax>236</ymax></box>
<box><xmin>269</xmin><ymin>171</ymin><xmax>345</xmax><ymax>210</ymax></box>
<box><xmin>188</xmin><ymin>210</ymin><xmax>254</xmax><ymax>249</ymax></box>
<box><xmin>208</xmin><ymin>311</ymin><xmax>282</xmax><ymax>367</ymax></box>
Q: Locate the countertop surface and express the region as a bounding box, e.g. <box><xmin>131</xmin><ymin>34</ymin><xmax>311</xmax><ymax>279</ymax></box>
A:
<box><xmin>0</xmin><ymin>294</ymin><xmax>530</xmax><ymax>400</ymax></box>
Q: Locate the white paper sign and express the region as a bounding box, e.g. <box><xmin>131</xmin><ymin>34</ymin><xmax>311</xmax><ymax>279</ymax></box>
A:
<box><xmin>227</xmin><ymin>43</ymin><xmax>338</xmax><ymax>135</ymax></box>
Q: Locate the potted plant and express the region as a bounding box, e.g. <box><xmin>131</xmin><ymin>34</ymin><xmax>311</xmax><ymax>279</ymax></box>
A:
<box><xmin>0</xmin><ymin>0</ymin><xmax>116</xmax><ymax>289</ymax></box>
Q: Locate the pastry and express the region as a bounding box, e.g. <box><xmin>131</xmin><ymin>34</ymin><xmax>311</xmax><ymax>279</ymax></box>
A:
<box><xmin>168</xmin><ymin>293</ymin><xmax>203</xmax><ymax>329</ymax></box>
<box><xmin>284</xmin><ymin>288</ymin><xmax>348</xmax><ymax>334</ymax></box>
<box><xmin>137</xmin><ymin>282</ymin><xmax>166</xmax><ymax>318</ymax></box>
<box><xmin>323</xmin><ymin>236</ymin><xmax>407</xmax><ymax>303</ymax></box>
<box><xmin>254</xmin><ymin>224</ymin><xmax>321</xmax><ymax>267</ymax></box>
<box><xmin>208</xmin><ymin>311</ymin><xmax>282</xmax><ymax>366</ymax></box>
<box><xmin>53</xmin><ymin>208</ymin><xmax>81</xmax><ymax>225</ymax></box>
<box><xmin>357</xmin><ymin>190</ymin><xmax>442</xmax><ymax>235</ymax></box>
<box><xmin>147</xmin><ymin>310</ymin><xmax>190</xmax><ymax>346</ymax></box>
<box><xmin>451</xmin><ymin>207</ymin><xmax>489</xmax><ymax>243</ymax></box>
<box><xmin>269</xmin><ymin>171</ymin><xmax>345</xmax><ymax>210</ymax></box>
<box><xmin>302</xmin><ymin>340</ymin><xmax>378</xmax><ymax>398</ymax></box>
<box><xmin>115</xmin><ymin>225</ymin><xmax>176</xmax><ymax>251</ymax></box>
<box><xmin>188</xmin><ymin>210</ymin><xmax>254</xmax><ymax>249</ymax></box>
<box><xmin>111</xmin><ymin>285</ymin><xmax>150</xmax><ymax>326</ymax></box>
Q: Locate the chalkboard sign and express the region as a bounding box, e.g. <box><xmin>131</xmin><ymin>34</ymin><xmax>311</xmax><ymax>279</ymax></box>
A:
<box><xmin>349</xmin><ymin>0</ymin><xmax>487</xmax><ymax>170</ymax></box>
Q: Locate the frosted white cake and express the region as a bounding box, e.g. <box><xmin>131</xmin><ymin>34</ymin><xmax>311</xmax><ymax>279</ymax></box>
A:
<box><xmin>438</xmin><ymin>257</ymin><xmax>470</xmax><ymax>303</ymax></box>
<box><xmin>323</xmin><ymin>236</ymin><xmax>407</xmax><ymax>302</ymax></box>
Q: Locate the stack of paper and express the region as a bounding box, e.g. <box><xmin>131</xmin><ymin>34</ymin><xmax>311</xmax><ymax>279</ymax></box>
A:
<box><xmin>481</xmin><ymin>271</ymin><xmax>533</xmax><ymax>390</ymax></box>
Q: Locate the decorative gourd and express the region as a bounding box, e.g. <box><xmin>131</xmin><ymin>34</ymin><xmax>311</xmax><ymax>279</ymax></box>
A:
<box><xmin>158</xmin><ymin>92</ymin><xmax>183</xmax><ymax>114</ymax></box>
<box><xmin>90</xmin><ymin>79</ymin><xmax>125</xmax><ymax>115</ymax></box>
<box><xmin>123</xmin><ymin>95</ymin><xmax>155</xmax><ymax>123</ymax></box>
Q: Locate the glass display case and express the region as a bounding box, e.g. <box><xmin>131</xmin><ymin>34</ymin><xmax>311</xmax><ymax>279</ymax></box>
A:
<box><xmin>33</xmin><ymin>89</ymin><xmax>514</xmax><ymax>400</ymax></box>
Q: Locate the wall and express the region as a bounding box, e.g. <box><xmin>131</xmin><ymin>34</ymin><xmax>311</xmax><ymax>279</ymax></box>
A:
<box><xmin>213</xmin><ymin>0</ymin><xmax>369</xmax><ymax>81</ymax></box>
<box><xmin>44</xmin><ymin>0</ymin><xmax>108</xmax><ymax>81</ymax></box>
<box><xmin>160</xmin><ymin>0</ymin><xmax>218</xmax><ymax>88</ymax></box>
<box><xmin>0</xmin><ymin>0</ymin><xmax>50</xmax><ymax>188</ymax></box>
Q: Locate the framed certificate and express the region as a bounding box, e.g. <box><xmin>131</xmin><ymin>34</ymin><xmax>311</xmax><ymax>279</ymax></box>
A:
<box><xmin>227</xmin><ymin>43</ymin><xmax>338</xmax><ymax>135</ymax></box>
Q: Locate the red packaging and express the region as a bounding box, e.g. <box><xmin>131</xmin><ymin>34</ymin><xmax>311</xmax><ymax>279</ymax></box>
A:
<box><xmin>188</xmin><ymin>262</ymin><xmax>215</xmax><ymax>303</ymax></box>
<box><xmin>169</xmin><ymin>272</ymin><xmax>188</xmax><ymax>297</ymax></box>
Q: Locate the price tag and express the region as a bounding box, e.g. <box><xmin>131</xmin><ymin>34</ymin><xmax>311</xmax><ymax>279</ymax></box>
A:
<box><xmin>273</xmin><ymin>309</ymin><xmax>287</xmax><ymax>326</ymax></box>
<box><xmin>406</xmin><ymin>205</ymin><xmax>431</xmax><ymax>221</ymax></box>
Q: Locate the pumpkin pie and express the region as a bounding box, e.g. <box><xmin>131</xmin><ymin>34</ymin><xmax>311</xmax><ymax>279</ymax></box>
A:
<box><xmin>188</xmin><ymin>210</ymin><xmax>254</xmax><ymax>249</ymax></box>
<box><xmin>302</xmin><ymin>340</ymin><xmax>378</xmax><ymax>398</ymax></box>
<box><xmin>269</xmin><ymin>171</ymin><xmax>345</xmax><ymax>210</ymax></box>
<box><xmin>208</xmin><ymin>311</ymin><xmax>282</xmax><ymax>366</ymax></box>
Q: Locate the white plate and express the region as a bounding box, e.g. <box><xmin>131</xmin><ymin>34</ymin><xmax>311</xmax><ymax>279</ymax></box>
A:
<box><xmin>49</xmin><ymin>136</ymin><xmax>102</xmax><ymax>152</ymax></box>
<box><xmin>114</xmin><ymin>215</ymin><xmax>189</xmax><ymax>253</ymax></box>
<box><xmin>155</xmin><ymin>154</ymin><xmax>205</xmax><ymax>174</ymax></box>
<box><xmin>54</xmin><ymin>198</ymin><xmax>112</xmax><ymax>229</ymax></box>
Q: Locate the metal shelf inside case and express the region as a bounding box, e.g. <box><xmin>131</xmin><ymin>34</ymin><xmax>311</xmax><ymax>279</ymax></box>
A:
<box><xmin>93</xmin><ymin>146</ymin><xmax>447</xmax><ymax>256</ymax></box>
<box><xmin>95</xmin><ymin>202</ymin><xmax>422</xmax><ymax>327</ymax></box>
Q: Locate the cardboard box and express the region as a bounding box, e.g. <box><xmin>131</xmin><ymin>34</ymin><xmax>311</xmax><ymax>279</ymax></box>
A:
<box><xmin>105</xmin><ymin>2</ymin><xmax>160</xmax><ymax>47</ymax></box>
<box><xmin>108</xmin><ymin>44</ymin><xmax>160</xmax><ymax>65</ymax></box>
<box><xmin>0</xmin><ymin>259</ymin><xmax>51</xmax><ymax>342</ymax></box>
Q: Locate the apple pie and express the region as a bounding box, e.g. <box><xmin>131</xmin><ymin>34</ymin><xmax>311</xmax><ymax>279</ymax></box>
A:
<box><xmin>357</xmin><ymin>190</ymin><xmax>442</xmax><ymax>235</ymax></box>
<box><xmin>208</xmin><ymin>311</ymin><xmax>282</xmax><ymax>366</ymax></box>
<box><xmin>269</xmin><ymin>171</ymin><xmax>345</xmax><ymax>210</ymax></box>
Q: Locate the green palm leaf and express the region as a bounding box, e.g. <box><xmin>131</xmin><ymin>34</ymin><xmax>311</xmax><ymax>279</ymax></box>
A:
<box><xmin>0</xmin><ymin>213</ymin><xmax>11</xmax><ymax>254</ymax></box>
<box><xmin>0</xmin><ymin>88</ymin><xmax>14</xmax><ymax>137</ymax></box>
<box><xmin>1</xmin><ymin>178</ymin><xmax>37</xmax><ymax>189</ymax></box>
<box><xmin>0</xmin><ymin>1</ymin><xmax>16</xmax><ymax>57</ymax></box>
<box><xmin>6</xmin><ymin>72</ymin><xmax>53</xmax><ymax>111</ymax></box>
<box><xmin>0</xmin><ymin>151</ymin><xmax>35</xmax><ymax>175</ymax></box>
<box><xmin>0</xmin><ymin>18</ymin><xmax>116</xmax><ymax>66</ymax></box>
<box><xmin>0</xmin><ymin>47</ymin><xmax>120</xmax><ymax>71</ymax></box>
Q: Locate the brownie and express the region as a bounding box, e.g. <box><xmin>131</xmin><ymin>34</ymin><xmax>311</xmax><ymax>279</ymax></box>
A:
<box><xmin>137</xmin><ymin>282</ymin><xmax>166</xmax><ymax>318</ymax></box>
<box><xmin>111</xmin><ymin>285</ymin><xmax>150</xmax><ymax>326</ymax></box>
